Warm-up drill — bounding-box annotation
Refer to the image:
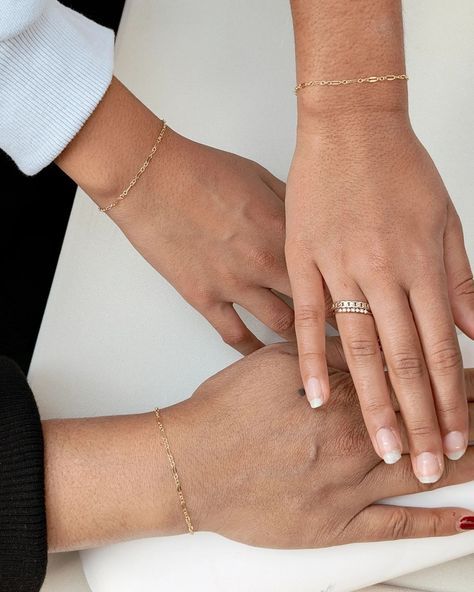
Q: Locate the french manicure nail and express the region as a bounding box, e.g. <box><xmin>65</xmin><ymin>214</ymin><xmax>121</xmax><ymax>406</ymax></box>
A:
<box><xmin>444</xmin><ymin>431</ymin><xmax>466</xmax><ymax>461</ymax></box>
<box><xmin>376</xmin><ymin>427</ymin><xmax>402</xmax><ymax>465</ymax></box>
<box><xmin>306</xmin><ymin>377</ymin><xmax>323</xmax><ymax>408</ymax></box>
<box><xmin>458</xmin><ymin>516</ymin><xmax>474</xmax><ymax>531</ymax></box>
<box><xmin>415</xmin><ymin>452</ymin><xmax>442</xmax><ymax>484</ymax></box>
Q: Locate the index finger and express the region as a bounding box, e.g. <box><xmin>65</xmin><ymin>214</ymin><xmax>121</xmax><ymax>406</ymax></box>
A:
<box><xmin>286</xmin><ymin>250</ymin><xmax>329</xmax><ymax>408</ymax></box>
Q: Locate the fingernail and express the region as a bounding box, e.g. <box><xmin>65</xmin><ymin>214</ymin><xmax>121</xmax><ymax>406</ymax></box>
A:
<box><xmin>444</xmin><ymin>431</ymin><xmax>466</xmax><ymax>461</ymax></box>
<box><xmin>415</xmin><ymin>452</ymin><xmax>443</xmax><ymax>484</ymax></box>
<box><xmin>306</xmin><ymin>377</ymin><xmax>324</xmax><ymax>408</ymax></box>
<box><xmin>376</xmin><ymin>427</ymin><xmax>402</xmax><ymax>465</ymax></box>
<box><xmin>458</xmin><ymin>516</ymin><xmax>474</xmax><ymax>531</ymax></box>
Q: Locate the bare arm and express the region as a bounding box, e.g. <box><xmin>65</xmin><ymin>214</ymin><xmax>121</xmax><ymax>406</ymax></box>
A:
<box><xmin>43</xmin><ymin>344</ymin><xmax>474</xmax><ymax>552</ymax></box>
<box><xmin>291</xmin><ymin>0</ymin><xmax>407</xmax><ymax>117</ymax></box>
<box><xmin>43</xmin><ymin>412</ymin><xmax>186</xmax><ymax>551</ymax></box>
<box><xmin>55</xmin><ymin>77</ymin><xmax>294</xmax><ymax>355</ymax></box>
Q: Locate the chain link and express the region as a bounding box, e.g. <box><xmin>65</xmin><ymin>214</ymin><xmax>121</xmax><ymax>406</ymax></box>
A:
<box><xmin>99</xmin><ymin>121</ymin><xmax>168</xmax><ymax>213</ymax></box>
<box><xmin>295</xmin><ymin>74</ymin><xmax>408</xmax><ymax>94</ymax></box>
<box><xmin>154</xmin><ymin>408</ymin><xmax>195</xmax><ymax>535</ymax></box>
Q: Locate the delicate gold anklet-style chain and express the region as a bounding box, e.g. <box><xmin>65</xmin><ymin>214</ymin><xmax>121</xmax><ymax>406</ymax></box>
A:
<box><xmin>99</xmin><ymin>121</ymin><xmax>168</xmax><ymax>213</ymax></box>
<box><xmin>154</xmin><ymin>408</ymin><xmax>195</xmax><ymax>535</ymax></box>
<box><xmin>295</xmin><ymin>74</ymin><xmax>408</xmax><ymax>94</ymax></box>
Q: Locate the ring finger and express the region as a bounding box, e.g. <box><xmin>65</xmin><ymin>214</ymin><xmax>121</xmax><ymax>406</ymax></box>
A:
<box><xmin>331</xmin><ymin>281</ymin><xmax>402</xmax><ymax>465</ymax></box>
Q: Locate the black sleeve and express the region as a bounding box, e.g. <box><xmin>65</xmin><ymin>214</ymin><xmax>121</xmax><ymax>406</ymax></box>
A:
<box><xmin>0</xmin><ymin>357</ymin><xmax>47</xmax><ymax>591</ymax></box>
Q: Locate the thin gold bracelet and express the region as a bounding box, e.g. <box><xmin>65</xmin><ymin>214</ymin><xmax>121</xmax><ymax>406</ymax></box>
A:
<box><xmin>153</xmin><ymin>408</ymin><xmax>195</xmax><ymax>535</ymax></box>
<box><xmin>99</xmin><ymin>120</ymin><xmax>168</xmax><ymax>213</ymax></box>
<box><xmin>294</xmin><ymin>74</ymin><xmax>408</xmax><ymax>94</ymax></box>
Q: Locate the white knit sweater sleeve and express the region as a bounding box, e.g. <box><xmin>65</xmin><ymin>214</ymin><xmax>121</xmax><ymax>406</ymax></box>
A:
<box><xmin>0</xmin><ymin>0</ymin><xmax>114</xmax><ymax>175</ymax></box>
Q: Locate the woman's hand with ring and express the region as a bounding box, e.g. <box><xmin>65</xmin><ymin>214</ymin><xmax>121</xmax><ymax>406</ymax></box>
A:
<box><xmin>285</xmin><ymin>110</ymin><xmax>474</xmax><ymax>484</ymax></box>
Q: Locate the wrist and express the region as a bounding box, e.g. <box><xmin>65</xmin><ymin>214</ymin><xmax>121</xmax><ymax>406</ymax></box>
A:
<box><xmin>158</xmin><ymin>399</ymin><xmax>218</xmax><ymax>534</ymax></box>
<box><xmin>296</xmin><ymin>106</ymin><xmax>412</xmax><ymax>147</ymax></box>
<box><xmin>296</xmin><ymin>80</ymin><xmax>409</xmax><ymax>128</ymax></box>
<box><xmin>55</xmin><ymin>77</ymin><xmax>164</xmax><ymax>209</ymax></box>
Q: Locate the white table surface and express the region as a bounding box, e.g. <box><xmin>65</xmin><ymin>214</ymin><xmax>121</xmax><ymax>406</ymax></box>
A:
<box><xmin>41</xmin><ymin>552</ymin><xmax>474</xmax><ymax>592</ymax></box>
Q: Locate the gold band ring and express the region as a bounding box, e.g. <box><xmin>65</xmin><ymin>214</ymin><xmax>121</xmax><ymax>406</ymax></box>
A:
<box><xmin>331</xmin><ymin>300</ymin><xmax>372</xmax><ymax>316</ymax></box>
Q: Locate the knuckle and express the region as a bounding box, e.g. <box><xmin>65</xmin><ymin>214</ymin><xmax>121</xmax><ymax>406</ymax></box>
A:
<box><xmin>299</xmin><ymin>350</ymin><xmax>326</xmax><ymax>364</ymax></box>
<box><xmin>264</xmin><ymin>341</ymin><xmax>298</xmax><ymax>358</ymax></box>
<box><xmin>390</xmin><ymin>352</ymin><xmax>426</xmax><ymax>380</ymax></box>
<box><xmin>437</xmin><ymin>399</ymin><xmax>465</xmax><ymax>417</ymax></box>
<box><xmin>269</xmin><ymin>310</ymin><xmax>295</xmax><ymax>334</ymax></box>
<box><xmin>452</xmin><ymin>276</ymin><xmax>474</xmax><ymax>298</ymax></box>
<box><xmin>346</xmin><ymin>338</ymin><xmax>379</xmax><ymax>366</ymax></box>
<box><xmin>183</xmin><ymin>283</ymin><xmax>215</xmax><ymax>309</ymax></box>
<box><xmin>363</xmin><ymin>397</ymin><xmax>390</xmax><ymax>418</ymax></box>
<box><xmin>386</xmin><ymin>508</ymin><xmax>412</xmax><ymax>540</ymax></box>
<box><xmin>425</xmin><ymin>512</ymin><xmax>444</xmax><ymax>537</ymax></box>
<box><xmin>248</xmin><ymin>247</ymin><xmax>276</xmax><ymax>272</ymax></box>
<box><xmin>368</xmin><ymin>254</ymin><xmax>391</xmax><ymax>275</ymax></box>
<box><xmin>429</xmin><ymin>341</ymin><xmax>462</xmax><ymax>375</ymax></box>
<box><xmin>357</xmin><ymin>247</ymin><xmax>393</xmax><ymax>279</ymax></box>
<box><xmin>220</xmin><ymin>328</ymin><xmax>251</xmax><ymax>348</ymax></box>
<box><xmin>404</xmin><ymin>419</ymin><xmax>435</xmax><ymax>439</ymax></box>
<box><xmin>295</xmin><ymin>305</ymin><xmax>324</xmax><ymax>328</ymax></box>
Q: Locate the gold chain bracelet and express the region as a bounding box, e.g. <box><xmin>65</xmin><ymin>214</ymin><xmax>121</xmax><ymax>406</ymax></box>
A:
<box><xmin>99</xmin><ymin>121</ymin><xmax>168</xmax><ymax>213</ymax></box>
<box><xmin>294</xmin><ymin>74</ymin><xmax>408</xmax><ymax>94</ymax></box>
<box><xmin>154</xmin><ymin>408</ymin><xmax>195</xmax><ymax>535</ymax></box>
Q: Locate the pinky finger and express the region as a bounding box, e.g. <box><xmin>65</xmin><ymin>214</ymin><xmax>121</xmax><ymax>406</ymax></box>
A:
<box><xmin>206</xmin><ymin>302</ymin><xmax>263</xmax><ymax>355</ymax></box>
<box><xmin>344</xmin><ymin>504</ymin><xmax>474</xmax><ymax>543</ymax></box>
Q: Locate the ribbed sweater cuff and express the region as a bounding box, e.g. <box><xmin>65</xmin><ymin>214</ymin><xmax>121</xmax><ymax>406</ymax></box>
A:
<box><xmin>0</xmin><ymin>0</ymin><xmax>114</xmax><ymax>175</ymax></box>
<box><xmin>0</xmin><ymin>357</ymin><xmax>47</xmax><ymax>592</ymax></box>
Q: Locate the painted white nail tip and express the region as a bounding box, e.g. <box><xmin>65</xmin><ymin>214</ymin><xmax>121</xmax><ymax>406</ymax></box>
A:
<box><xmin>383</xmin><ymin>450</ymin><xmax>401</xmax><ymax>465</ymax></box>
<box><xmin>309</xmin><ymin>397</ymin><xmax>323</xmax><ymax>409</ymax></box>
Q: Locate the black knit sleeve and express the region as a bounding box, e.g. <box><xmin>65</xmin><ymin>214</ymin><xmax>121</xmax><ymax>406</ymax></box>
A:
<box><xmin>0</xmin><ymin>357</ymin><xmax>47</xmax><ymax>591</ymax></box>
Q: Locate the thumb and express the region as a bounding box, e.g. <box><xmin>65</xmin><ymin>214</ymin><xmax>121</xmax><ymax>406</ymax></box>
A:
<box><xmin>344</xmin><ymin>504</ymin><xmax>474</xmax><ymax>543</ymax></box>
<box><xmin>444</xmin><ymin>204</ymin><xmax>474</xmax><ymax>339</ymax></box>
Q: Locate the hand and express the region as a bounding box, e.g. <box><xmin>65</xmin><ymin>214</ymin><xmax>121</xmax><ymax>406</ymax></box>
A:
<box><xmin>285</xmin><ymin>111</ymin><xmax>474</xmax><ymax>483</ymax></box>
<box><xmin>57</xmin><ymin>78</ymin><xmax>292</xmax><ymax>356</ymax></box>
<box><xmin>112</xmin><ymin>128</ymin><xmax>293</xmax><ymax>354</ymax></box>
<box><xmin>165</xmin><ymin>342</ymin><xmax>474</xmax><ymax>548</ymax></box>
